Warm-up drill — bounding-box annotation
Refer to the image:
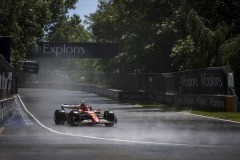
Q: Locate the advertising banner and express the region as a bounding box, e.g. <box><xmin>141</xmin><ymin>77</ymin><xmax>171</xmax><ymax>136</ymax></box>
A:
<box><xmin>27</xmin><ymin>42</ymin><xmax>118</xmax><ymax>58</ymax></box>
<box><xmin>23</xmin><ymin>62</ymin><xmax>39</xmax><ymax>74</ymax></box>
<box><xmin>146</xmin><ymin>92</ymin><xmax>227</xmax><ymax>111</ymax></box>
<box><xmin>176</xmin><ymin>68</ymin><xmax>228</xmax><ymax>95</ymax></box>
<box><xmin>119</xmin><ymin>92</ymin><xmax>144</xmax><ymax>100</ymax></box>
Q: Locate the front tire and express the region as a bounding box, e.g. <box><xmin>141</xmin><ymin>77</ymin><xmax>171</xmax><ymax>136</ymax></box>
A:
<box><xmin>54</xmin><ymin>110</ymin><xmax>66</xmax><ymax>125</ymax></box>
<box><xmin>104</xmin><ymin>110</ymin><xmax>117</xmax><ymax>127</ymax></box>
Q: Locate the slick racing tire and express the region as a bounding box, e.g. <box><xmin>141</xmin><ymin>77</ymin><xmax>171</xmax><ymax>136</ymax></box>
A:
<box><xmin>105</xmin><ymin>123</ymin><xmax>114</xmax><ymax>127</ymax></box>
<box><xmin>69</xmin><ymin>111</ymin><xmax>80</xmax><ymax>127</ymax></box>
<box><xmin>54</xmin><ymin>110</ymin><xmax>66</xmax><ymax>125</ymax></box>
<box><xmin>104</xmin><ymin>110</ymin><xmax>117</xmax><ymax>127</ymax></box>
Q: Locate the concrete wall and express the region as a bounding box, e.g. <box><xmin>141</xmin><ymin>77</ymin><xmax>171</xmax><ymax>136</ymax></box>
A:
<box><xmin>22</xmin><ymin>82</ymin><xmax>238</xmax><ymax>112</ymax></box>
<box><xmin>0</xmin><ymin>98</ymin><xmax>15</xmax><ymax>125</ymax></box>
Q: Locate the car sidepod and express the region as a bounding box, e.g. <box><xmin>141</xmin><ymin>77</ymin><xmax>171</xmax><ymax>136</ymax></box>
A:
<box><xmin>87</xmin><ymin>111</ymin><xmax>100</xmax><ymax>123</ymax></box>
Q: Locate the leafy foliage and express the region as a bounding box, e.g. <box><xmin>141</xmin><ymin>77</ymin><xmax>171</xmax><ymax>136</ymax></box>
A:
<box><xmin>0</xmin><ymin>0</ymin><xmax>78</xmax><ymax>66</ymax></box>
<box><xmin>1</xmin><ymin>0</ymin><xmax>240</xmax><ymax>75</ymax></box>
<box><xmin>86</xmin><ymin>0</ymin><xmax>240</xmax><ymax>73</ymax></box>
<box><xmin>87</xmin><ymin>0</ymin><xmax>175</xmax><ymax>73</ymax></box>
<box><xmin>47</xmin><ymin>14</ymin><xmax>91</xmax><ymax>42</ymax></box>
<box><xmin>0</xmin><ymin>0</ymin><xmax>51</xmax><ymax>63</ymax></box>
<box><xmin>186</xmin><ymin>9</ymin><xmax>229</xmax><ymax>67</ymax></box>
<box><xmin>171</xmin><ymin>35</ymin><xmax>199</xmax><ymax>70</ymax></box>
<box><xmin>220</xmin><ymin>35</ymin><xmax>240</xmax><ymax>71</ymax></box>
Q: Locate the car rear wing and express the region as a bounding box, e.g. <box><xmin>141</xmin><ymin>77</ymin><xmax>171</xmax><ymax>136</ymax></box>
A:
<box><xmin>61</xmin><ymin>104</ymin><xmax>80</xmax><ymax>109</ymax></box>
<box><xmin>62</xmin><ymin>104</ymin><xmax>79</xmax><ymax>107</ymax></box>
<box><xmin>61</xmin><ymin>104</ymin><xmax>98</xmax><ymax>112</ymax></box>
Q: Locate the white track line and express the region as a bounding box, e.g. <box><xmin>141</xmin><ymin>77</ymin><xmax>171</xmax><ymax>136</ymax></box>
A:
<box><xmin>182</xmin><ymin>112</ymin><xmax>240</xmax><ymax>124</ymax></box>
<box><xmin>15</xmin><ymin>96</ymin><xmax>34</xmax><ymax>125</ymax></box>
<box><xmin>17</xmin><ymin>95</ymin><xmax>230</xmax><ymax>148</ymax></box>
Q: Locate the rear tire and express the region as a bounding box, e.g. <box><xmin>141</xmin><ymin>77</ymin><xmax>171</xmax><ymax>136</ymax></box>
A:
<box><xmin>54</xmin><ymin>110</ymin><xmax>66</xmax><ymax>125</ymax></box>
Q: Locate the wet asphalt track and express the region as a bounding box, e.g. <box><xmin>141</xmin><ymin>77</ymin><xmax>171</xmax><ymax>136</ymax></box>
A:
<box><xmin>1</xmin><ymin>88</ymin><xmax>240</xmax><ymax>160</ymax></box>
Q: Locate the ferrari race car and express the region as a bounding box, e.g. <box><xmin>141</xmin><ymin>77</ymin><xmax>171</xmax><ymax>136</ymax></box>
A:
<box><xmin>54</xmin><ymin>103</ymin><xmax>117</xmax><ymax>127</ymax></box>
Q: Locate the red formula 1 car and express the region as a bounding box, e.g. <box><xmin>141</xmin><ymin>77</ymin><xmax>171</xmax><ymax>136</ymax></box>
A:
<box><xmin>54</xmin><ymin>102</ymin><xmax>117</xmax><ymax>127</ymax></box>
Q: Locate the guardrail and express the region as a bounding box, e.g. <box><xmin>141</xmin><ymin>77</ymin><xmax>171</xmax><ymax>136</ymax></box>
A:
<box><xmin>0</xmin><ymin>97</ymin><xmax>15</xmax><ymax>125</ymax></box>
<box><xmin>0</xmin><ymin>53</ymin><xmax>16</xmax><ymax>126</ymax></box>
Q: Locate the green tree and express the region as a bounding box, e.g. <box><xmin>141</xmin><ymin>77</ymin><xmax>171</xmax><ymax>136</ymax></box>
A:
<box><xmin>170</xmin><ymin>0</ymin><xmax>236</xmax><ymax>70</ymax></box>
<box><xmin>220</xmin><ymin>35</ymin><xmax>240</xmax><ymax>71</ymax></box>
<box><xmin>213</xmin><ymin>0</ymin><xmax>240</xmax><ymax>36</ymax></box>
<box><xmin>48</xmin><ymin>14</ymin><xmax>91</xmax><ymax>42</ymax></box>
<box><xmin>186</xmin><ymin>9</ymin><xmax>229</xmax><ymax>67</ymax></box>
<box><xmin>88</xmin><ymin>0</ymin><xmax>176</xmax><ymax>73</ymax></box>
<box><xmin>0</xmin><ymin>0</ymin><xmax>51</xmax><ymax>63</ymax></box>
<box><xmin>0</xmin><ymin>0</ymin><xmax>79</xmax><ymax>67</ymax></box>
<box><xmin>171</xmin><ymin>35</ymin><xmax>200</xmax><ymax>70</ymax></box>
<box><xmin>220</xmin><ymin>35</ymin><xmax>240</xmax><ymax>97</ymax></box>
<box><xmin>44</xmin><ymin>0</ymin><xmax>77</xmax><ymax>38</ymax></box>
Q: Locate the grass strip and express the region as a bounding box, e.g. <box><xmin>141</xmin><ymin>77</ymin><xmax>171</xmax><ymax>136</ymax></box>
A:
<box><xmin>120</xmin><ymin>100</ymin><xmax>240</xmax><ymax>122</ymax></box>
<box><xmin>189</xmin><ymin>110</ymin><xmax>240</xmax><ymax>122</ymax></box>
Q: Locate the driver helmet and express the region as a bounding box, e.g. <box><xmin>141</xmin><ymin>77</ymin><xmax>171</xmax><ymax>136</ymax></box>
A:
<box><xmin>80</xmin><ymin>101</ymin><xmax>86</xmax><ymax>106</ymax></box>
